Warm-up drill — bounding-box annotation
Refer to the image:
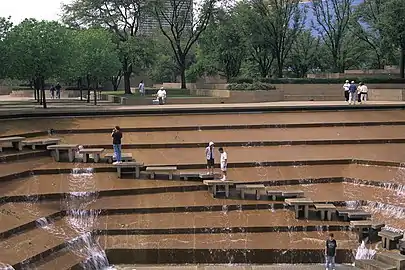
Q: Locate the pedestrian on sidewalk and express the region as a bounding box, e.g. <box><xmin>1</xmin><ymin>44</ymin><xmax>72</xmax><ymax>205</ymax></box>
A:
<box><xmin>112</xmin><ymin>126</ymin><xmax>123</xmax><ymax>165</ymax></box>
<box><xmin>219</xmin><ymin>147</ymin><xmax>228</xmax><ymax>181</ymax></box>
<box><xmin>205</xmin><ymin>142</ymin><xmax>215</xmax><ymax>175</ymax></box>
<box><xmin>138</xmin><ymin>80</ymin><xmax>145</xmax><ymax>96</ymax></box>
<box><xmin>359</xmin><ymin>82</ymin><xmax>368</xmax><ymax>103</ymax></box>
<box><xmin>325</xmin><ymin>233</ymin><xmax>337</xmax><ymax>270</ymax></box>
<box><xmin>348</xmin><ymin>81</ymin><xmax>357</xmax><ymax>105</ymax></box>
<box><xmin>55</xmin><ymin>83</ymin><xmax>62</xmax><ymax>99</ymax></box>
<box><xmin>50</xmin><ymin>85</ymin><xmax>55</xmax><ymax>99</ymax></box>
<box><xmin>342</xmin><ymin>80</ymin><xmax>350</xmax><ymax>102</ymax></box>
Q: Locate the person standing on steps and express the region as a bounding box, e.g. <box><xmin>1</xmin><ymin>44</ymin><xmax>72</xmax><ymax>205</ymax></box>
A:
<box><xmin>112</xmin><ymin>126</ymin><xmax>123</xmax><ymax>165</ymax></box>
<box><xmin>138</xmin><ymin>80</ymin><xmax>145</xmax><ymax>96</ymax></box>
<box><xmin>55</xmin><ymin>83</ymin><xmax>62</xmax><ymax>99</ymax></box>
<box><xmin>325</xmin><ymin>233</ymin><xmax>337</xmax><ymax>270</ymax></box>
<box><xmin>342</xmin><ymin>80</ymin><xmax>350</xmax><ymax>102</ymax></box>
<box><xmin>348</xmin><ymin>81</ymin><xmax>357</xmax><ymax>105</ymax></box>
<box><xmin>219</xmin><ymin>147</ymin><xmax>228</xmax><ymax>181</ymax></box>
<box><xmin>205</xmin><ymin>142</ymin><xmax>215</xmax><ymax>175</ymax></box>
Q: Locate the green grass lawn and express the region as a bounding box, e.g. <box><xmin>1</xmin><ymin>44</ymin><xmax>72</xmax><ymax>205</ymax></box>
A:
<box><xmin>103</xmin><ymin>88</ymin><xmax>194</xmax><ymax>99</ymax></box>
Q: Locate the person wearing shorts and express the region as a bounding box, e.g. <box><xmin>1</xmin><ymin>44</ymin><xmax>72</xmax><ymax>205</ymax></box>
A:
<box><xmin>219</xmin><ymin>147</ymin><xmax>227</xmax><ymax>181</ymax></box>
<box><xmin>205</xmin><ymin>142</ymin><xmax>215</xmax><ymax>175</ymax></box>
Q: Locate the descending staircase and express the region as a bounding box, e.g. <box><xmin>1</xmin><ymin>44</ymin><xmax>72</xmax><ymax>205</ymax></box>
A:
<box><xmin>356</xmin><ymin>251</ymin><xmax>405</xmax><ymax>270</ymax></box>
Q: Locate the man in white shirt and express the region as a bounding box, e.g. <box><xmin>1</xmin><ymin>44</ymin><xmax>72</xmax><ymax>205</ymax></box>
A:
<box><xmin>138</xmin><ymin>80</ymin><xmax>145</xmax><ymax>96</ymax></box>
<box><xmin>205</xmin><ymin>142</ymin><xmax>215</xmax><ymax>175</ymax></box>
<box><xmin>156</xmin><ymin>87</ymin><xmax>167</xmax><ymax>105</ymax></box>
<box><xmin>358</xmin><ymin>82</ymin><xmax>368</xmax><ymax>103</ymax></box>
<box><xmin>218</xmin><ymin>147</ymin><xmax>228</xmax><ymax>181</ymax></box>
<box><xmin>343</xmin><ymin>80</ymin><xmax>350</xmax><ymax>102</ymax></box>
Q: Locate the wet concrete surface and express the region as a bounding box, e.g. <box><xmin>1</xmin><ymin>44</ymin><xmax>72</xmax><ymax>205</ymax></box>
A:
<box><xmin>98</xmin><ymin>231</ymin><xmax>358</xmax><ymax>250</ymax></box>
<box><xmin>0</xmin><ymin>219</ymin><xmax>80</xmax><ymax>266</ymax></box>
<box><xmin>117</xmin><ymin>144</ymin><xmax>405</xmax><ymax>166</ymax></box>
<box><xmin>113</xmin><ymin>264</ymin><xmax>359</xmax><ymax>270</ymax></box>
<box><xmin>1</xmin><ymin>109</ymin><xmax>405</xmax><ymax>267</ymax></box>
<box><xmin>96</xmin><ymin>209</ymin><xmax>348</xmax><ymax>231</ymax></box>
<box><xmin>0</xmin><ymin>173</ymin><xmax>203</xmax><ymax>198</ymax></box>
<box><xmin>35</xmin><ymin>125</ymin><xmax>405</xmax><ymax>145</ymax></box>
<box><xmin>0</xmin><ymin>202</ymin><xmax>61</xmax><ymax>237</ymax></box>
<box><xmin>2</xmin><ymin>110</ymin><xmax>405</xmax><ymax>136</ymax></box>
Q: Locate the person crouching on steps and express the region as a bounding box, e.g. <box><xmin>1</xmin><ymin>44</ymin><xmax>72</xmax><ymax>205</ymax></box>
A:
<box><xmin>112</xmin><ymin>126</ymin><xmax>123</xmax><ymax>164</ymax></box>
<box><xmin>219</xmin><ymin>147</ymin><xmax>228</xmax><ymax>181</ymax></box>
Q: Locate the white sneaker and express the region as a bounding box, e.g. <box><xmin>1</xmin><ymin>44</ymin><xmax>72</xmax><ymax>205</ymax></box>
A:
<box><xmin>113</xmin><ymin>161</ymin><xmax>119</xmax><ymax>165</ymax></box>
<box><xmin>221</xmin><ymin>177</ymin><xmax>226</xmax><ymax>181</ymax></box>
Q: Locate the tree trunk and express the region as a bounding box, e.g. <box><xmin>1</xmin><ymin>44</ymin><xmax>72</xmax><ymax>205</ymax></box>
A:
<box><xmin>400</xmin><ymin>47</ymin><xmax>405</xmax><ymax>79</ymax></box>
<box><xmin>41</xmin><ymin>76</ymin><xmax>47</xmax><ymax>109</ymax></box>
<box><xmin>123</xmin><ymin>58</ymin><xmax>132</xmax><ymax>94</ymax></box>
<box><xmin>78</xmin><ymin>78</ymin><xmax>83</xmax><ymax>101</ymax></box>
<box><xmin>276</xmin><ymin>61</ymin><xmax>283</xmax><ymax>78</ymax></box>
<box><xmin>112</xmin><ymin>71</ymin><xmax>122</xmax><ymax>91</ymax></box>
<box><xmin>94</xmin><ymin>81</ymin><xmax>97</xmax><ymax>106</ymax></box>
<box><xmin>86</xmin><ymin>75</ymin><xmax>91</xmax><ymax>103</ymax></box>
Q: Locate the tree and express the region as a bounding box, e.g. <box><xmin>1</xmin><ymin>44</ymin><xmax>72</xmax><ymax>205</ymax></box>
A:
<box><xmin>351</xmin><ymin>0</ymin><xmax>395</xmax><ymax>69</ymax></box>
<box><xmin>5</xmin><ymin>19</ymin><xmax>69</xmax><ymax>108</ymax></box>
<box><xmin>0</xmin><ymin>17</ymin><xmax>13</xmax><ymax>79</ymax></box>
<box><xmin>63</xmin><ymin>0</ymin><xmax>148</xmax><ymax>94</ymax></box>
<box><xmin>311</xmin><ymin>0</ymin><xmax>354</xmax><ymax>73</ymax></box>
<box><xmin>252</xmin><ymin>0</ymin><xmax>305</xmax><ymax>78</ymax></box>
<box><xmin>379</xmin><ymin>0</ymin><xmax>405</xmax><ymax>78</ymax></box>
<box><xmin>71</xmin><ymin>28</ymin><xmax>121</xmax><ymax>104</ymax></box>
<box><xmin>197</xmin><ymin>7</ymin><xmax>246</xmax><ymax>81</ymax></box>
<box><xmin>288</xmin><ymin>30</ymin><xmax>320</xmax><ymax>77</ymax></box>
<box><xmin>152</xmin><ymin>0</ymin><xmax>218</xmax><ymax>89</ymax></box>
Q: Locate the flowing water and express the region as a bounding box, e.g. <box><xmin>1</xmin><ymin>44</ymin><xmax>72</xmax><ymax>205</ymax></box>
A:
<box><xmin>354</xmin><ymin>241</ymin><xmax>376</xmax><ymax>260</ymax></box>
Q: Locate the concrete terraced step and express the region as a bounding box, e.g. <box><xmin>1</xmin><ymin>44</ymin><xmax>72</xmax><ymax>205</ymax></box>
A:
<box><xmin>0</xmin><ymin>202</ymin><xmax>61</xmax><ymax>239</ymax></box>
<box><xmin>0</xmin><ymin>174</ymin><xmax>203</xmax><ymax>199</ymax></box>
<box><xmin>114</xmin><ymin>265</ymin><xmax>361</xmax><ymax>270</ymax></box>
<box><xmin>376</xmin><ymin>251</ymin><xmax>405</xmax><ymax>270</ymax></box>
<box><xmin>95</xmin><ymin>209</ymin><xmax>347</xmax><ymax>232</ymax></box>
<box><xmin>0</xmin><ymin>219</ymin><xmax>80</xmax><ymax>268</ymax></box>
<box><xmin>3</xmin><ymin>110</ymin><xmax>405</xmax><ymax>136</ymax></box>
<box><xmin>100</xmin><ymin>232</ymin><xmax>358</xmax><ymax>264</ymax></box>
<box><xmin>27</xmin><ymin>248</ymin><xmax>85</xmax><ymax>270</ymax></box>
<box><xmin>46</xmin><ymin>125</ymin><xmax>405</xmax><ymax>146</ymax></box>
<box><xmin>355</xmin><ymin>259</ymin><xmax>396</xmax><ymax>270</ymax></box>
<box><xmin>126</xmin><ymin>143</ymin><xmax>405</xmax><ymax>166</ymax></box>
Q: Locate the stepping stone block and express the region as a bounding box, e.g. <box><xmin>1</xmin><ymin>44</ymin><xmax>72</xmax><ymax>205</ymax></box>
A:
<box><xmin>314</xmin><ymin>203</ymin><xmax>336</xmax><ymax>221</ymax></box>
<box><xmin>285</xmin><ymin>198</ymin><xmax>314</xmax><ymax>219</ymax></box>
<box><xmin>146</xmin><ymin>166</ymin><xmax>177</xmax><ymax>180</ymax></box>
<box><xmin>47</xmin><ymin>144</ymin><xmax>79</xmax><ymax>162</ymax></box>
<box><xmin>114</xmin><ymin>162</ymin><xmax>144</xmax><ymax>179</ymax></box>
<box><xmin>22</xmin><ymin>138</ymin><xmax>61</xmax><ymax>150</ymax></box>
<box><xmin>105</xmin><ymin>153</ymin><xmax>133</xmax><ymax>163</ymax></box>
<box><xmin>0</xmin><ymin>136</ymin><xmax>26</xmax><ymax>152</ymax></box>
<box><xmin>235</xmin><ymin>184</ymin><xmax>265</xmax><ymax>200</ymax></box>
<box><xmin>203</xmin><ymin>180</ymin><xmax>234</xmax><ymax>198</ymax></box>
<box><xmin>79</xmin><ymin>148</ymin><xmax>105</xmax><ymax>163</ymax></box>
<box><xmin>378</xmin><ymin>230</ymin><xmax>404</xmax><ymax>250</ymax></box>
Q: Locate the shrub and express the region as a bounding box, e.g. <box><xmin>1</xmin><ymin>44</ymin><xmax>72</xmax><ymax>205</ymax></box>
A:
<box><xmin>227</xmin><ymin>82</ymin><xmax>276</xmax><ymax>90</ymax></box>
<box><xmin>230</xmin><ymin>77</ymin><xmax>405</xmax><ymax>84</ymax></box>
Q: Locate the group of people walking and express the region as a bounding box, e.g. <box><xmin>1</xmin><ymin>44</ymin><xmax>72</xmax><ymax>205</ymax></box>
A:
<box><xmin>50</xmin><ymin>83</ymin><xmax>62</xmax><ymax>99</ymax></box>
<box><xmin>343</xmin><ymin>80</ymin><xmax>368</xmax><ymax>105</ymax></box>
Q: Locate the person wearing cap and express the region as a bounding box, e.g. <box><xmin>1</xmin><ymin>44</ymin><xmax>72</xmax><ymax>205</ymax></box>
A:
<box><xmin>348</xmin><ymin>81</ymin><xmax>357</xmax><ymax>105</ymax></box>
<box><xmin>205</xmin><ymin>142</ymin><xmax>215</xmax><ymax>175</ymax></box>
<box><xmin>342</xmin><ymin>80</ymin><xmax>350</xmax><ymax>102</ymax></box>
<box><xmin>156</xmin><ymin>87</ymin><xmax>167</xmax><ymax>105</ymax></box>
<box><xmin>358</xmin><ymin>82</ymin><xmax>368</xmax><ymax>103</ymax></box>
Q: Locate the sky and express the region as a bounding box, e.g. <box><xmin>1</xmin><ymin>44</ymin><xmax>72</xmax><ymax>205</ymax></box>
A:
<box><xmin>0</xmin><ymin>0</ymin><xmax>72</xmax><ymax>24</ymax></box>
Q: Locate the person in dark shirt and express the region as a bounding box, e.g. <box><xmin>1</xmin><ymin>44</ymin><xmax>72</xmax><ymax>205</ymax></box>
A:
<box><xmin>55</xmin><ymin>83</ymin><xmax>62</xmax><ymax>99</ymax></box>
<box><xmin>325</xmin><ymin>233</ymin><xmax>337</xmax><ymax>270</ymax></box>
<box><xmin>111</xmin><ymin>126</ymin><xmax>123</xmax><ymax>164</ymax></box>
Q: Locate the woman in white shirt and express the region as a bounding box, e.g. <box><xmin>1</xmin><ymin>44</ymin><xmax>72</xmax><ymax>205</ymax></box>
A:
<box><xmin>359</xmin><ymin>82</ymin><xmax>368</xmax><ymax>103</ymax></box>
<box><xmin>138</xmin><ymin>81</ymin><xmax>145</xmax><ymax>96</ymax></box>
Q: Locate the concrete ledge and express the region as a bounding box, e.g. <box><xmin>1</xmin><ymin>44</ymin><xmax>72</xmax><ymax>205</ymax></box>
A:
<box><xmin>105</xmin><ymin>248</ymin><xmax>354</xmax><ymax>264</ymax></box>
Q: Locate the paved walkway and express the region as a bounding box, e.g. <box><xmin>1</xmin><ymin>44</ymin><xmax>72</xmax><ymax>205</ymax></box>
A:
<box><xmin>0</xmin><ymin>99</ymin><xmax>404</xmax><ymax>118</ymax></box>
<box><xmin>113</xmin><ymin>264</ymin><xmax>359</xmax><ymax>270</ymax></box>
